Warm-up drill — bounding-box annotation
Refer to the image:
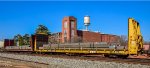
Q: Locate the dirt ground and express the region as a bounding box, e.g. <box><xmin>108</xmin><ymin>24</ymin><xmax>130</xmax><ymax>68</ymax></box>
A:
<box><xmin>0</xmin><ymin>57</ymin><xmax>49</xmax><ymax>68</ymax></box>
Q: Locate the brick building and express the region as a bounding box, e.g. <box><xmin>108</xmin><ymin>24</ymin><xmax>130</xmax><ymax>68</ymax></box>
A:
<box><xmin>51</xmin><ymin>16</ymin><xmax>120</xmax><ymax>43</ymax></box>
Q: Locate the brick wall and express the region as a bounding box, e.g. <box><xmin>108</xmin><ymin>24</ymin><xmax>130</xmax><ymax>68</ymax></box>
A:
<box><xmin>77</xmin><ymin>30</ymin><xmax>101</xmax><ymax>42</ymax></box>
<box><xmin>101</xmin><ymin>34</ymin><xmax>119</xmax><ymax>43</ymax></box>
<box><xmin>143</xmin><ymin>45</ymin><xmax>150</xmax><ymax>51</ymax></box>
<box><xmin>77</xmin><ymin>30</ymin><xmax>119</xmax><ymax>43</ymax></box>
<box><xmin>50</xmin><ymin>32</ymin><xmax>62</xmax><ymax>43</ymax></box>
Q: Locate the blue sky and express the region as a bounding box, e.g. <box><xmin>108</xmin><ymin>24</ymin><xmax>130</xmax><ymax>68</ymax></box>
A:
<box><xmin>0</xmin><ymin>1</ymin><xmax>150</xmax><ymax>41</ymax></box>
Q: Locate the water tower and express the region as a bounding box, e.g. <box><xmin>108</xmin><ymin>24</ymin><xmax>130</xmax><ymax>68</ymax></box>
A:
<box><xmin>84</xmin><ymin>16</ymin><xmax>90</xmax><ymax>31</ymax></box>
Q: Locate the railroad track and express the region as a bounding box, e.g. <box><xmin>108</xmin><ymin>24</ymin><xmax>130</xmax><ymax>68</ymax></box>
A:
<box><xmin>1</xmin><ymin>51</ymin><xmax>150</xmax><ymax>66</ymax></box>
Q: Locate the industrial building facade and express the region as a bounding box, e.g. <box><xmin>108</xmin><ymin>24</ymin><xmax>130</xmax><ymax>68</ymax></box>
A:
<box><xmin>51</xmin><ymin>16</ymin><xmax>120</xmax><ymax>43</ymax></box>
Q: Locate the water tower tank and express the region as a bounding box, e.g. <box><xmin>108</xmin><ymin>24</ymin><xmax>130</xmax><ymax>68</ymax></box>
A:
<box><xmin>84</xmin><ymin>16</ymin><xmax>90</xmax><ymax>26</ymax></box>
<box><xmin>84</xmin><ymin>16</ymin><xmax>90</xmax><ymax>31</ymax></box>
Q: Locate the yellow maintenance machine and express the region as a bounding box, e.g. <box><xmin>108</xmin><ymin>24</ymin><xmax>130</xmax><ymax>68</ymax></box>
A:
<box><xmin>33</xmin><ymin>18</ymin><xmax>143</xmax><ymax>58</ymax></box>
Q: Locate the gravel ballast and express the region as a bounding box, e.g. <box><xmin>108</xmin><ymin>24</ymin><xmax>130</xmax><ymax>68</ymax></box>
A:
<box><xmin>0</xmin><ymin>53</ymin><xmax>150</xmax><ymax>68</ymax></box>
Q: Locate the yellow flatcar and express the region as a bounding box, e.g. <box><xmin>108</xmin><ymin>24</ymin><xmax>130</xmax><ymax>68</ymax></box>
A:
<box><xmin>33</xmin><ymin>18</ymin><xmax>143</xmax><ymax>58</ymax></box>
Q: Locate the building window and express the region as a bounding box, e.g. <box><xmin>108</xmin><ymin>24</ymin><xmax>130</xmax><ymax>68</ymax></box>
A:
<box><xmin>71</xmin><ymin>30</ymin><xmax>74</xmax><ymax>37</ymax></box>
<box><xmin>71</xmin><ymin>21</ymin><xmax>74</xmax><ymax>29</ymax></box>
<box><xmin>64</xmin><ymin>30</ymin><xmax>67</xmax><ymax>37</ymax></box>
<box><xmin>64</xmin><ymin>21</ymin><xmax>67</xmax><ymax>28</ymax></box>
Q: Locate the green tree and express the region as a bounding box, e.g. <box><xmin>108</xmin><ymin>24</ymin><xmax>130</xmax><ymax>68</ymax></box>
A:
<box><xmin>35</xmin><ymin>25</ymin><xmax>50</xmax><ymax>35</ymax></box>
<box><xmin>14</xmin><ymin>34</ymin><xmax>30</xmax><ymax>46</ymax></box>
<box><xmin>23</xmin><ymin>34</ymin><xmax>30</xmax><ymax>45</ymax></box>
<box><xmin>14</xmin><ymin>34</ymin><xmax>23</xmax><ymax>46</ymax></box>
